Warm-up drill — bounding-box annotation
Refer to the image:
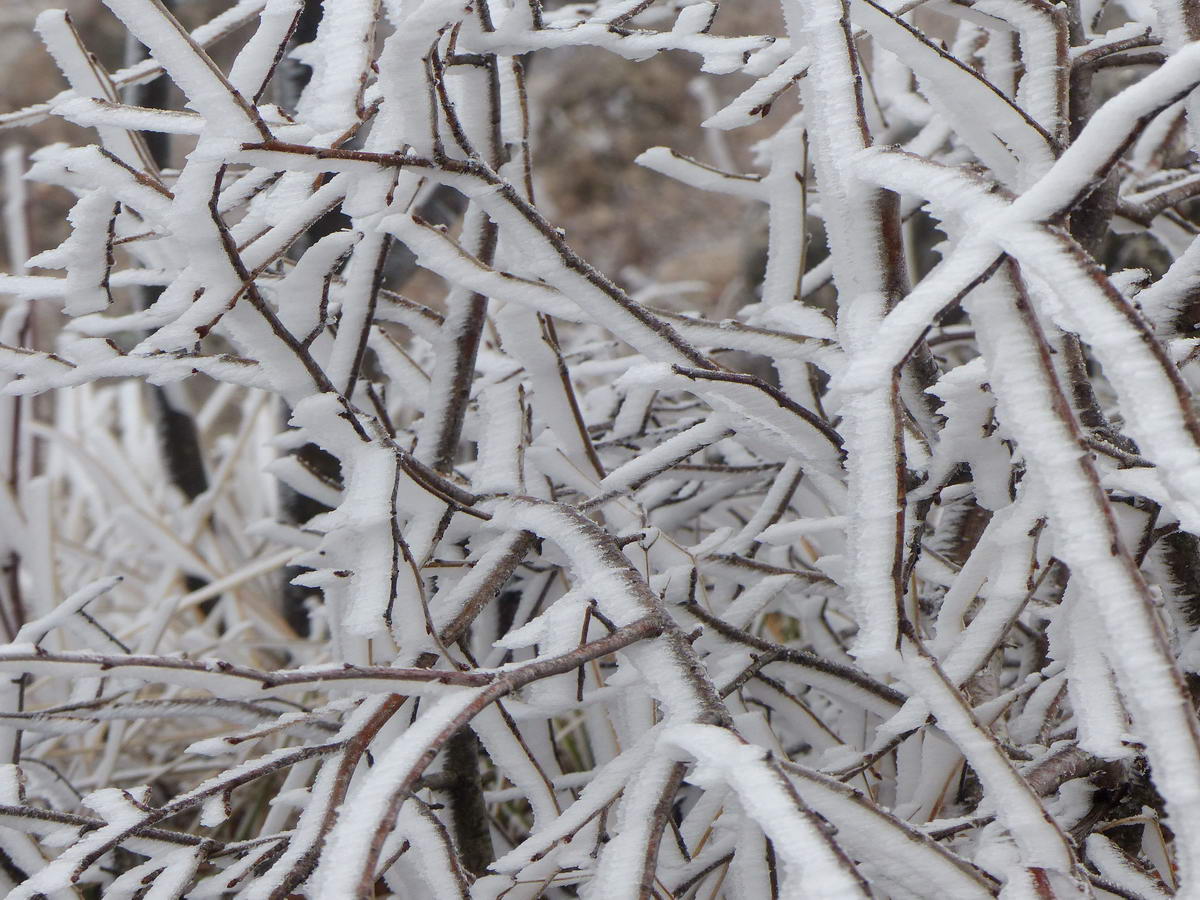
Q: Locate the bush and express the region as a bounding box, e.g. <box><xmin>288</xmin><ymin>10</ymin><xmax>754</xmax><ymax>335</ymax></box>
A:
<box><xmin>1</xmin><ymin>0</ymin><xmax>1200</xmax><ymax>896</ymax></box>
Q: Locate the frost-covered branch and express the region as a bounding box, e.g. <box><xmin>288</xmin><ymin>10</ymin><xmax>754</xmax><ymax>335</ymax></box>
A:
<box><xmin>2</xmin><ymin>0</ymin><xmax>1200</xmax><ymax>894</ymax></box>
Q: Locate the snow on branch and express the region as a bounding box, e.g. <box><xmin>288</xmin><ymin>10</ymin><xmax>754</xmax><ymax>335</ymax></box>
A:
<box><xmin>1</xmin><ymin>0</ymin><xmax>1200</xmax><ymax>894</ymax></box>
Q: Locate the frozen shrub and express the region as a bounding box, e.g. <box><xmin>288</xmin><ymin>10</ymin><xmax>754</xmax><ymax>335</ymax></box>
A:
<box><xmin>1</xmin><ymin>0</ymin><xmax>1200</xmax><ymax>896</ymax></box>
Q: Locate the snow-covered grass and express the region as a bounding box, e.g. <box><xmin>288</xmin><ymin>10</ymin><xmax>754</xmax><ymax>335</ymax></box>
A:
<box><xmin>0</xmin><ymin>0</ymin><xmax>1199</xmax><ymax>896</ymax></box>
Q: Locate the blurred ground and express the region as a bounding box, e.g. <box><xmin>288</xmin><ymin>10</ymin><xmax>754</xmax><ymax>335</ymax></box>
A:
<box><xmin>524</xmin><ymin>0</ymin><xmax>788</xmax><ymax>311</ymax></box>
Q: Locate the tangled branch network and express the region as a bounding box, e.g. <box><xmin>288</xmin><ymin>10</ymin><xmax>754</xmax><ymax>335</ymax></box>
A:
<box><xmin>5</xmin><ymin>0</ymin><xmax>1200</xmax><ymax>894</ymax></box>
